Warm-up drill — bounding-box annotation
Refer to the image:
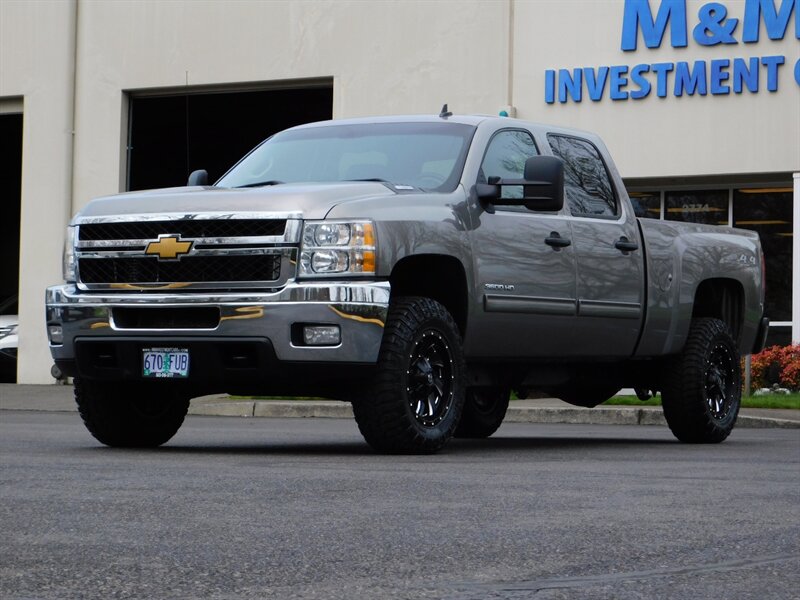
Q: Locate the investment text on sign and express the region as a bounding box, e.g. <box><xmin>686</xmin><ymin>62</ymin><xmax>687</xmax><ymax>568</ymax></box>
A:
<box><xmin>544</xmin><ymin>0</ymin><xmax>800</xmax><ymax>104</ymax></box>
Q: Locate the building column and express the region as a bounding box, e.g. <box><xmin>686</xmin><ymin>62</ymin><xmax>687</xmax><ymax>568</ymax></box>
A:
<box><xmin>793</xmin><ymin>172</ymin><xmax>799</xmax><ymax>344</ymax></box>
<box><xmin>11</xmin><ymin>0</ymin><xmax>78</xmax><ymax>383</ymax></box>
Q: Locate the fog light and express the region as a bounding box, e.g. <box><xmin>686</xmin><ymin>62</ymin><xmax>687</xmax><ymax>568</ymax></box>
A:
<box><xmin>48</xmin><ymin>325</ymin><xmax>64</xmax><ymax>344</ymax></box>
<box><xmin>303</xmin><ymin>325</ymin><xmax>341</xmax><ymax>346</ymax></box>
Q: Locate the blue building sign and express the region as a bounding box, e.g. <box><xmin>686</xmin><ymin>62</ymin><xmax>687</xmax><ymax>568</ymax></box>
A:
<box><xmin>545</xmin><ymin>0</ymin><xmax>800</xmax><ymax>103</ymax></box>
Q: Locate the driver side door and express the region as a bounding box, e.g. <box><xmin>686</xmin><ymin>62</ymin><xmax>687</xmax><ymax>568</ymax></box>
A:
<box><xmin>465</xmin><ymin>129</ymin><xmax>580</xmax><ymax>359</ymax></box>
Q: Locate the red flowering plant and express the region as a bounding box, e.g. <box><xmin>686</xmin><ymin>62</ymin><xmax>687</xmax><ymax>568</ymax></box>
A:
<box><xmin>746</xmin><ymin>344</ymin><xmax>800</xmax><ymax>391</ymax></box>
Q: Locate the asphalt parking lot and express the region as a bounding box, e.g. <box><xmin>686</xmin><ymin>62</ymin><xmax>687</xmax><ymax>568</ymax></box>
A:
<box><xmin>1</xmin><ymin>411</ymin><xmax>798</xmax><ymax>599</ymax></box>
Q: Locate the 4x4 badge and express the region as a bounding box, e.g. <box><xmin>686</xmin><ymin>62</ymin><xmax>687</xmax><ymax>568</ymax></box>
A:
<box><xmin>145</xmin><ymin>234</ymin><xmax>193</xmax><ymax>260</ymax></box>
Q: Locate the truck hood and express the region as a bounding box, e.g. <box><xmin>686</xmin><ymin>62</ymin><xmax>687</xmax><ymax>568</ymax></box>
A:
<box><xmin>74</xmin><ymin>182</ymin><xmax>398</xmax><ymax>222</ymax></box>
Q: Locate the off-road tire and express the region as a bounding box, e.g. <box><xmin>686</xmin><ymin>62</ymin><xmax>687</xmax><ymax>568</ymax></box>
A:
<box><xmin>454</xmin><ymin>387</ymin><xmax>510</xmax><ymax>438</ymax></box>
<box><xmin>352</xmin><ymin>297</ymin><xmax>466</xmax><ymax>454</ymax></box>
<box><xmin>74</xmin><ymin>378</ymin><xmax>190</xmax><ymax>447</ymax></box>
<box><xmin>661</xmin><ymin>318</ymin><xmax>741</xmax><ymax>443</ymax></box>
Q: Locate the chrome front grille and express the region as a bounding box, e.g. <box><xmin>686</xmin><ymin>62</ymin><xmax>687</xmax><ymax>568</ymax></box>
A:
<box><xmin>79</xmin><ymin>255</ymin><xmax>282</xmax><ymax>284</ymax></box>
<box><xmin>74</xmin><ymin>213</ymin><xmax>301</xmax><ymax>291</ymax></box>
<box><xmin>78</xmin><ymin>219</ymin><xmax>286</xmax><ymax>241</ymax></box>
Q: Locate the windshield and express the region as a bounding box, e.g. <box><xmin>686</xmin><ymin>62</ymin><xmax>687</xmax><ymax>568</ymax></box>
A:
<box><xmin>216</xmin><ymin>122</ymin><xmax>475</xmax><ymax>192</ymax></box>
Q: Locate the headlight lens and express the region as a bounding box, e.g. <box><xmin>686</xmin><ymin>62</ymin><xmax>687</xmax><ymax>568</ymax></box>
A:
<box><xmin>313</xmin><ymin>223</ymin><xmax>351</xmax><ymax>246</ymax></box>
<box><xmin>63</xmin><ymin>226</ymin><xmax>77</xmax><ymax>282</ymax></box>
<box><xmin>300</xmin><ymin>221</ymin><xmax>376</xmax><ymax>276</ymax></box>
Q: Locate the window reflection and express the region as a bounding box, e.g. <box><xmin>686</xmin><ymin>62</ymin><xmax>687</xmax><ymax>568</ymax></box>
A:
<box><xmin>549</xmin><ymin>135</ymin><xmax>617</xmax><ymax>217</ymax></box>
<box><xmin>480</xmin><ymin>130</ymin><xmax>538</xmax><ymax>199</ymax></box>
<box><xmin>665</xmin><ymin>190</ymin><xmax>728</xmax><ymax>225</ymax></box>
<box><xmin>629</xmin><ymin>191</ymin><xmax>660</xmax><ymax>219</ymax></box>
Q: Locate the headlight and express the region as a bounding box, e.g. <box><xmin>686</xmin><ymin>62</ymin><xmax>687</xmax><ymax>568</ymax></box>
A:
<box><xmin>63</xmin><ymin>226</ymin><xmax>77</xmax><ymax>283</ymax></box>
<box><xmin>300</xmin><ymin>221</ymin><xmax>376</xmax><ymax>277</ymax></box>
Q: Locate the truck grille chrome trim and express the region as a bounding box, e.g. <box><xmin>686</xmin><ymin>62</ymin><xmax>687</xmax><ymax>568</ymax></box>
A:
<box><xmin>72</xmin><ymin>214</ymin><xmax>302</xmax><ymax>291</ymax></box>
<box><xmin>79</xmin><ymin>219</ymin><xmax>287</xmax><ymax>241</ymax></box>
<box><xmin>79</xmin><ymin>255</ymin><xmax>282</xmax><ymax>285</ymax></box>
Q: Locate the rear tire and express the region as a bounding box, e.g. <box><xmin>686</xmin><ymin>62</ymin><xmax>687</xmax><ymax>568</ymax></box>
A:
<box><xmin>454</xmin><ymin>387</ymin><xmax>510</xmax><ymax>439</ymax></box>
<box><xmin>74</xmin><ymin>378</ymin><xmax>189</xmax><ymax>447</ymax></box>
<box><xmin>352</xmin><ymin>297</ymin><xmax>466</xmax><ymax>454</ymax></box>
<box><xmin>661</xmin><ymin>318</ymin><xmax>741</xmax><ymax>443</ymax></box>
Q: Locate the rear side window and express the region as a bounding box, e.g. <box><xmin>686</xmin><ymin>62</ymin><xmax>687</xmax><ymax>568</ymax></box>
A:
<box><xmin>548</xmin><ymin>135</ymin><xmax>617</xmax><ymax>218</ymax></box>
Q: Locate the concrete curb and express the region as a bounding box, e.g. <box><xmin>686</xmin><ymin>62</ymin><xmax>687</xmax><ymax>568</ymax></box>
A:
<box><xmin>186</xmin><ymin>400</ymin><xmax>800</xmax><ymax>429</ymax></box>
<box><xmin>188</xmin><ymin>400</ymin><xmax>354</xmax><ymax>419</ymax></box>
<box><xmin>1</xmin><ymin>385</ymin><xmax>797</xmax><ymax>429</ymax></box>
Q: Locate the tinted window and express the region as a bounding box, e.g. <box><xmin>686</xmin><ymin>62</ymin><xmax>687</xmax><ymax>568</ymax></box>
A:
<box><xmin>479</xmin><ymin>130</ymin><xmax>538</xmax><ymax>199</ymax></box>
<box><xmin>548</xmin><ymin>135</ymin><xmax>617</xmax><ymax>217</ymax></box>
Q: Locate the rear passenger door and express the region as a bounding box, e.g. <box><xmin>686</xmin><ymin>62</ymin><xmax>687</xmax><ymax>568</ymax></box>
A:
<box><xmin>547</xmin><ymin>134</ymin><xmax>644</xmax><ymax>357</ymax></box>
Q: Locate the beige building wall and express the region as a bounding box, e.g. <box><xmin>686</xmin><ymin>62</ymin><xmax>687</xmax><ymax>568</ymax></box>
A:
<box><xmin>1</xmin><ymin>0</ymin><xmax>798</xmax><ymax>382</ymax></box>
<box><xmin>71</xmin><ymin>0</ymin><xmax>512</xmax><ymax>211</ymax></box>
<box><xmin>513</xmin><ymin>0</ymin><xmax>800</xmax><ymax>178</ymax></box>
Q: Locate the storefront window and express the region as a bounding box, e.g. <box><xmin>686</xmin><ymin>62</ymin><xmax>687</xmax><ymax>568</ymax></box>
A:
<box><xmin>628</xmin><ymin>191</ymin><xmax>660</xmax><ymax>219</ymax></box>
<box><xmin>733</xmin><ymin>188</ymin><xmax>793</xmax><ymax>323</ymax></box>
<box><xmin>665</xmin><ymin>190</ymin><xmax>729</xmax><ymax>225</ymax></box>
<box><xmin>764</xmin><ymin>326</ymin><xmax>792</xmax><ymax>348</ymax></box>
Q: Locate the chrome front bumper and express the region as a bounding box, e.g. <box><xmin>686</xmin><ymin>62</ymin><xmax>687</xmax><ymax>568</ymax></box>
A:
<box><xmin>45</xmin><ymin>281</ymin><xmax>390</xmax><ymax>366</ymax></box>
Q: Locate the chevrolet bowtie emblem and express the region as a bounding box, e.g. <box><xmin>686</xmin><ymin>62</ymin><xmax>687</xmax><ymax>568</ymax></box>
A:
<box><xmin>145</xmin><ymin>234</ymin><xmax>193</xmax><ymax>260</ymax></box>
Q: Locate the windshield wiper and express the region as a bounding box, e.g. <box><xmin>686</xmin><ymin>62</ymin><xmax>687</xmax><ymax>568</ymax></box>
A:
<box><xmin>344</xmin><ymin>178</ymin><xmax>390</xmax><ymax>183</ymax></box>
<box><xmin>236</xmin><ymin>180</ymin><xmax>284</xmax><ymax>188</ymax></box>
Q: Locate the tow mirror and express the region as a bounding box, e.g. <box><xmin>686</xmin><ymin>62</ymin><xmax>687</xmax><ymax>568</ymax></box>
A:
<box><xmin>475</xmin><ymin>156</ymin><xmax>564</xmax><ymax>212</ymax></box>
<box><xmin>521</xmin><ymin>156</ymin><xmax>564</xmax><ymax>212</ymax></box>
<box><xmin>187</xmin><ymin>169</ymin><xmax>209</xmax><ymax>186</ymax></box>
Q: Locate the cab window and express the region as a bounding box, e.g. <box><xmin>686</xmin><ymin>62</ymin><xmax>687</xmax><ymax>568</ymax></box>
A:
<box><xmin>479</xmin><ymin>130</ymin><xmax>539</xmax><ymax>199</ymax></box>
<box><xmin>548</xmin><ymin>135</ymin><xmax>617</xmax><ymax>217</ymax></box>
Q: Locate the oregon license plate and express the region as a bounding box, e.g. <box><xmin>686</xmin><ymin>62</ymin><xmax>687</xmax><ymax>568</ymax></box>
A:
<box><xmin>142</xmin><ymin>348</ymin><xmax>189</xmax><ymax>378</ymax></box>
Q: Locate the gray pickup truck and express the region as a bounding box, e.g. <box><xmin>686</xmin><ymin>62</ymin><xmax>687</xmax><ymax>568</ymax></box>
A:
<box><xmin>46</xmin><ymin>113</ymin><xmax>769</xmax><ymax>453</ymax></box>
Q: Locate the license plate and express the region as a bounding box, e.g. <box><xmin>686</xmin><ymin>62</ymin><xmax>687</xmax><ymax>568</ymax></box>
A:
<box><xmin>142</xmin><ymin>348</ymin><xmax>189</xmax><ymax>378</ymax></box>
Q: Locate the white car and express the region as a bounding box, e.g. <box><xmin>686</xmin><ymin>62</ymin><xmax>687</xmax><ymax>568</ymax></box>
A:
<box><xmin>0</xmin><ymin>295</ymin><xmax>18</xmax><ymax>383</ymax></box>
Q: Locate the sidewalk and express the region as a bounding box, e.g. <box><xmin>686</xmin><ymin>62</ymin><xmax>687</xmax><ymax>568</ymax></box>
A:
<box><xmin>1</xmin><ymin>384</ymin><xmax>798</xmax><ymax>429</ymax></box>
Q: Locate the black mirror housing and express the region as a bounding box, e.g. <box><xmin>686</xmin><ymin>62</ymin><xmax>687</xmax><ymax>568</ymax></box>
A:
<box><xmin>187</xmin><ymin>169</ymin><xmax>209</xmax><ymax>187</ymax></box>
<box><xmin>522</xmin><ymin>156</ymin><xmax>564</xmax><ymax>211</ymax></box>
<box><xmin>477</xmin><ymin>156</ymin><xmax>564</xmax><ymax>212</ymax></box>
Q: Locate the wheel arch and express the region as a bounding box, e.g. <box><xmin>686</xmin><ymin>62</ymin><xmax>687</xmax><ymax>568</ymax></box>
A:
<box><xmin>389</xmin><ymin>254</ymin><xmax>469</xmax><ymax>336</ymax></box>
<box><xmin>691</xmin><ymin>278</ymin><xmax>745</xmax><ymax>343</ymax></box>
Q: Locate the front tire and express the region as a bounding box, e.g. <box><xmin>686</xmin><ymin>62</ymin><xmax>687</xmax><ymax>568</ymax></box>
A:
<box><xmin>454</xmin><ymin>387</ymin><xmax>510</xmax><ymax>439</ymax></box>
<box><xmin>74</xmin><ymin>378</ymin><xmax>190</xmax><ymax>447</ymax></box>
<box><xmin>352</xmin><ymin>297</ymin><xmax>466</xmax><ymax>454</ymax></box>
<box><xmin>661</xmin><ymin>318</ymin><xmax>741</xmax><ymax>443</ymax></box>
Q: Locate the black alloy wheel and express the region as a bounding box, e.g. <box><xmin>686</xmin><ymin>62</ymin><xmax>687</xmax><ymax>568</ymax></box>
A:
<box><xmin>406</xmin><ymin>329</ymin><xmax>455</xmax><ymax>427</ymax></box>
<box><xmin>705</xmin><ymin>341</ymin><xmax>736</xmax><ymax>420</ymax></box>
